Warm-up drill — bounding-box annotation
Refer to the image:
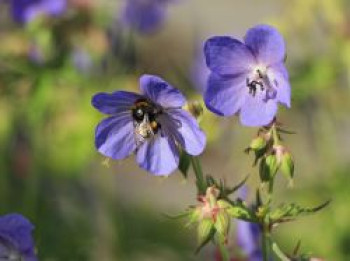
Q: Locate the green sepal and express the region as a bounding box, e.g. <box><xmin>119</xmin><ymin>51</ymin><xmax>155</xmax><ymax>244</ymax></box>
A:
<box><xmin>178</xmin><ymin>150</ymin><xmax>191</xmax><ymax>179</ymax></box>
<box><xmin>196</xmin><ymin>218</ymin><xmax>215</xmax><ymax>253</ymax></box>
<box><xmin>253</xmin><ymin>146</ymin><xmax>268</xmax><ymax>166</ymax></box>
<box><xmin>205</xmin><ymin>175</ymin><xmax>248</xmax><ymax>199</ymax></box>
<box><xmin>163</xmin><ymin>211</ymin><xmax>191</xmax><ymax>220</ymax></box>
<box><xmin>250</xmin><ymin>136</ymin><xmax>267</xmax><ymax>150</ymax></box>
<box><xmin>214</xmin><ymin>211</ymin><xmax>230</xmax><ymax>237</ymax></box>
<box><xmin>259</xmin><ymin>155</ymin><xmax>278</xmax><ymax>183</ymax></box>
<box><xmin>187</xmin><ymin>207</ymin><xmax>201</xmax><ymax>226</ymax></box>
<box><xmin>269</xmin><ymin>200</ymin><xmax>331</xmax><ymax>224</ymax></box>
<box><xmin>280</xmin><ymin>152</ymin><xmax>294</xmax><ymax>181</ymax></box>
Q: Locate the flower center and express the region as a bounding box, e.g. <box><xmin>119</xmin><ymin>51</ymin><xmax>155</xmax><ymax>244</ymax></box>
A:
<box><xmin>0</xmin><ymin>237</ymin><xmax>22</xmax><ymax>261</ymax></box>
<box><xmin>132</xmin><ymin>99</ymin><xmax>162</xmax><ymax>143</ymax></box>
<box><xmin>246</xmin><ymin>67</ymin><xmax>277</xmax><ymax>102</ymax></box>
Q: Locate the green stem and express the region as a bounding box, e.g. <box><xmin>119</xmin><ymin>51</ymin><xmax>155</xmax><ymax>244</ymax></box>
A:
<box><xmin>191</xmin><ymin>156</ymin><xmax>206</xmax><ymax>195</ymax></box>
<box><xmin>271</xmin><ymin>124</ymin><xmax>280</xmax><ymax>146</ymax></box>
<box><xmin>261</xmin><ymin>224</ymin><xmax>272</xmax><ymax>261</ymax></box>
<box><xmin>268</xmin><ymin>177</ymin><xmax>274</xmax><ymax>202</ymax></box>
<box><xmin>272</xmin><ymin>241</ymin><xmax>290</xmax><ymax>261</ymax></box>
<box><xmin>218</xmin><ymin>239</ymin><xmax>230</xmax><ymax>261</ymax></box>
<box><xmin>268</xmin><ymin>123</ymin><xmax>280</xmax><ymax>198</ymax></box>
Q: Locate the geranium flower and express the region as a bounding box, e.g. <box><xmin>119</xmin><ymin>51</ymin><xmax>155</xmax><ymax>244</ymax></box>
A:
<box><xmin>236</xmin><ymin>220</ymin><xmax>262</xmax><ymax>261</ymax></box>
<box><xmin>10</xmin><ymin>0</ymin><xmax>67</xmax><ymax>24</ymax></box>
<box><xmin>92</xmin><ymin>74</ymin><xmax>206</xmax><ymax>175</ymax></box>
<box><xmin>0</xmin><ymin>213</ymin><xmax>37</xmax><ymax>261</ymax></box>
<box><xmin>191</xmin><ymin>43</ymin><xmax>210</xmax><ymax>94</ymax></box>
<box><xmin>204</xmin><ymin>24</ymin><xmax>291</xmax><ymax>126</ymax></box>
<box><xmin>119</xmin><ymin>0</ymin><xmax>175</xmax><ymax>34</ymax></box>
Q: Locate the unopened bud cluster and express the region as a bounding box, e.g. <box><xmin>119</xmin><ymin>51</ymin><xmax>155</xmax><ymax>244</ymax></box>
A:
<box><xmin>188</xmin><ymin>187</ymin><xmax>230</xmax><ymax>246</ymax></box>
<box><xmin>246</xmin><ymin>123</ymin><xmax>295</xmax><ymax>185</ymax></box>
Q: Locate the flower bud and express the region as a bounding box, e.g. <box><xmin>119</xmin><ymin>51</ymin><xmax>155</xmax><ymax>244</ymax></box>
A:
<box><xmin>193</xmin><ymin>187</ymin><xmax>233</xmax><ymax>246</ymax></box>
<box><xmin>214</xmin><ymin>211</ymin><xmax>230</xmax><ymax>237</ymax></box>
<box><xmin>186</xmin><ymin>101</ymin><xmax>204</xmax><ymax>119</ymax></box>
<box><xmin>197</xmin><ymin>218</ymin><xmax>214</xmax><ymax>245</ymax></box>
<box><xmin>273</xmin><ymin>145</ymin><xmax>294</xmax><ymax>182</ymax></box>
<box><xmin>249</xmin><ymin>136</ymin><xmax>267</xmax><ymax>150</ymax></box>
<box><xmin>259</xmin><ymin>154</ymin><xmax>278</xmax><ymax>182</ymax></box>
<box><xmin>280</xmin><ymin>151</ymin><xmax>294</xmax><ymax>181</ymax></box>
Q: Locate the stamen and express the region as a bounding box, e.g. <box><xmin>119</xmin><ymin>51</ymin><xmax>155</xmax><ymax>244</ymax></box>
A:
<box><xmin>246</xmin><ymin>67</ymin><xmax>278</xmax><ymax>102</ymax></box>
<box><xmin>246</xmin><ymin>78</ymin><xmax>263</xmax><ymax>97</ymax></box>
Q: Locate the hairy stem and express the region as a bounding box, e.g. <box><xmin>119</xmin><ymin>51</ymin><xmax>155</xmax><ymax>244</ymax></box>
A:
<box><xmin>218</xmin><ymin>239</ymin><xmax>230</xmax><ymax>261</ymax></box>
<box><xmin>191</xmin><ymin>156</ymin><xmax>207</xmax><ymax>195</ymax></box>
<box><xmin>261</xmin><ymin>224</ymin><xmax>272</xmax><ymax>261</ymax></box>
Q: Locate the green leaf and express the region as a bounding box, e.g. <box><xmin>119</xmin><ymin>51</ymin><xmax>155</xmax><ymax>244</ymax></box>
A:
<box><xmin>223</xmin><ymin>174</ymin><xmax>249</xmax><ymax>197</ymax></box>
<box><xmin>178</xmin><ymin>150</ymin><xmax>191</xmax><ymax>179</ymax></box>
<box><xmin>276</xmin><ymin>127</ymin><xmax>296</xmax><ymax>135</ymax></box>
<box><xmin>226</xmin><ymin>200</ymin><xmax>256</xmax><ymax>222</ymax></box>
<box><xmin>272</xmin><ymin>241</ymin><xmax>290</xmax><ymax>261</ymax></box>
<box><xmin>269</xmin><ymin>200</ymin><xmax>331</xmax><ymax>223</ymax></box>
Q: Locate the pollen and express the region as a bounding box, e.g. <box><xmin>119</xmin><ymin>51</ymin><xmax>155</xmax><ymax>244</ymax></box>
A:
<box><xmin>151</xmin><ymin>121</ymin><xmax>158</xmax><ymax>130</ymax></box>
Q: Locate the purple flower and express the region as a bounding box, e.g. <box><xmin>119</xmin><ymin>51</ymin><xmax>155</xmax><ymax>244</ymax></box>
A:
<box><xmin>191</xmin><ymin>43</ymin><xmax>210</xmax><ymax>94</ymax></box>
<box><xmin>120</xmin><ymin>0</ymin><xmax>175</xmax><ymax>34</ymax></box>
<box><xmin>204</xmin><ymin>25</ymin><xmax>291</xmax><ymax>127</ymax></box>
<box><xmin>92</xmin><ymin>74</ymin><xmax>206</xmax><ymax>175</ymax></box>
<box><xmin>10</xmin><ymin>0</ymin><xmax>67</xmax><ymax>24</ymax></box>
<box><xmin>71</xmin><ymin>47</ymin><xmax>93</xmax><ymax>74</ymax></box>
<box><xmin>0</xmin><ymin>213</ymin><xmax>37</xmax><ymax>261</ymax></box>
<box><xmin>236</xmin><ymin>220</ymin><xmax>262</xmax><ymax>261</ymax></box>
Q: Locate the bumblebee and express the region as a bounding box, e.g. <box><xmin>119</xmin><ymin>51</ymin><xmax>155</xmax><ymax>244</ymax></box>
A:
<box><xmin>132</xmin><ymin>99</ymin><xmax>161</xmax><ymax>146</ymax></box>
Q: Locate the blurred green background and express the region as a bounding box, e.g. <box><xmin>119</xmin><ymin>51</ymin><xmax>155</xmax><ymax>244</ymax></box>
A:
<box><xmin>0</xmin><ymin>0</ymin><xmax>349</xmax><ymax>260</ymax></box>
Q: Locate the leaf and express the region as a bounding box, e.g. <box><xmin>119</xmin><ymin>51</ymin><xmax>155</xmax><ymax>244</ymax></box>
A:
<box><xmin>178</xmin><ymin>150</ymin><xmax>191</xmax><ymax>179</ymax></box>
<box><xmin>270</xmin><ymin>200</ymin><xmax>331</xmax><ymax>223</ymax></box>
<box><xmin>277</xmin><ymin>127</ymin><xmax>296</xmax><ymax>135</ymax></box>
<box><xmin>293</xmin><ymin>240</ymin><xmax>302</xmax><ymax>256</ymax></box>
<box><xmin>226</xmin><ymin>200</ymin><xmax>257</xmax><ymax>222</ymax></box>
<box><xmin>223</xmin><ymin>174</ymin><xmax>249</xmax><ymax>197</ymax></box>
<box><xmin>272</xmin><ymin>241</ymin><xmax>290</xmax><ymax>261</ymax></box>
